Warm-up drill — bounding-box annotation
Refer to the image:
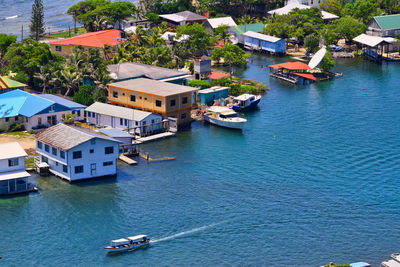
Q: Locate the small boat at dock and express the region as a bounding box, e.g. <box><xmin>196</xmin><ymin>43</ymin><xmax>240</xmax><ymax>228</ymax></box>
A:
<box><xmin>232</xmin><ymin>94</ymin><xmax>261</xmax><ymax>112</ymax></box>
<box><xmin>104</xmin><ymin>235</ymin><xmax>150</xmax><ymax>253</ymax></box>
<box><xmin>203</xmin><ymin>106</ymin><xmax>247</xmax><ymax>130</ymax></box>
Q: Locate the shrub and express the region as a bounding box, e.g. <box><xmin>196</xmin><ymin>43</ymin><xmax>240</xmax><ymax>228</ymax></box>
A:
<box><xmin>8</xmin><ymin>123</ymin><xmax>25</xmax><ymax>132</ymax></box>
<box><xmin>188</xmin><ymin>79</ymin><xmax>211</xmax><ymax>89</ymax></box>
<box><xmin>73</xmin><ymin>85</ymin><xmax>96</xmax><ymax>106</ymax></box>
<box><xmin>212</xmin><ymin>77</ymin><xmax>232</xmax><ymax>87</ymax></box>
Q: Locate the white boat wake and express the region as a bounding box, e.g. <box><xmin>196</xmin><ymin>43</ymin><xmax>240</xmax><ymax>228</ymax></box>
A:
<box><xmin>4</xmin><ymin>15</ymin><xmax>19</xmax><ymax>20</ymax></box>
<box><xmin>151</xmin><ymin>221</ymin><xmax>224</xmax><ymax>244</ymax></box>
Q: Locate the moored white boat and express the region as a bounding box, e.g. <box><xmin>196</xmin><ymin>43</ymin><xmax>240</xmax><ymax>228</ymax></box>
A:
<box><xmin>203</xmin><ymin>106</ymin><xmax>247</xmax><ymax>130</ymax></box>
<box><xmin>104</xmin><ymin>235</ymin><xmax>150</xmax><ymax>253</ymax></box>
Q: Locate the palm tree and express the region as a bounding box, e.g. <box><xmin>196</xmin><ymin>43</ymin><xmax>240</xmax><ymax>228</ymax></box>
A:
<box><xmin>34</xmin><ymin>66</ymin><xmax>51</xmax><ymax>93</ymax></box>
<box><xmin>94</xmin><ymin>16</ymin><xmax>108</xmax><ymax>31</ymax></box>
<box><xmin>148</xmin><ymin>27</ymin><xmax>164</xmax><ymax>47</ymax></box>
<box><xmin>61</xmin><ymin>66</ymin><xmax>81</xmax><ymax>96</ymax></box>
<box><xmin>130</xmin><ymin>25</ymin><xmax>149</xmax><ymax>47</ymax></box>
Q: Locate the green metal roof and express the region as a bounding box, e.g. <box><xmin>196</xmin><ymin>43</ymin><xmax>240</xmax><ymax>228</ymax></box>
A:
<box><xmin>374</xmin><ymin>14</ymin><xmax>400</xmax><ymax>30</ymax></box>
<box><xmin>231</xmin><ymin>23</ymin><xmax>265</xmax><ymax>35</ymax></box>
<box><xmin>0</xmin><ymin>76</ymin><xmax>27</xmax><ymax>89</ymax></box>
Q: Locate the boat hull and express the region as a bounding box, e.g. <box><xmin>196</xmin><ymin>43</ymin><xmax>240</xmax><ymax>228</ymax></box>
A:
<box><xmin>232</xmin><ymin>98</ymin><xmax>261</xmax><ymax>112</ymax></box>
<box><xmin>204</xmin><ymin>115</ymin><xmax>245</xmax><ymax>130</ymax></box>
<box><xmin>104</xmin><ymin>242</ymin><xmax>150</xmax><ymax>253</ymax></box>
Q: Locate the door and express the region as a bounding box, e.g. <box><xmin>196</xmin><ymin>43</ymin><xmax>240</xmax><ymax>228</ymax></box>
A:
<box><xmin>90</xmin><ymin>163</ymin><xmax>96</xmax><ymax>176</ymax></box>
<box><xmin>96</xmin><ymin>114</ymin><xmax>100</xmax><ymax>125</ymax></box>
<box><xmin>111</xmin><ymin>117</ymin><xmax>115</xmax><ymax>127</ymax></box>
<box><xmin>47</xmin><ymin>115</ymin><xmax>56</xmax><ymax>126</ymax></box>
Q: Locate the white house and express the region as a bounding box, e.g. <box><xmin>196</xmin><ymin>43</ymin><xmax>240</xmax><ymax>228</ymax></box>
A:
<box><xmin>0</xmin><ymin>90</ymin><xmax>86</xmax><ymax>131</ymax></box>
<box><xmin>0</xmin><ymin>142</ymin><xmax>35</xmax><ymax>195</ymax></box>
<box><xmin>85</xmin><ymin>102</ymin><xmax>163</xmax><ymax>134</ymax></box>
<box><xmin>205</xmin><ymin>16</ymin><xmax>237</xmax><ymax>33</ymax></box>
<box><xmin>35</xmin><ymin>123</ymin><xmax>122</xmax><ymax>182</ymax></box>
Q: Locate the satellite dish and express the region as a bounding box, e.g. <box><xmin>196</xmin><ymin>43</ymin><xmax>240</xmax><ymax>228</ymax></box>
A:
<box><xmin>308</xmin><ymin>47</ymin><xmax>327</xmax><ymax>69</ymax></box>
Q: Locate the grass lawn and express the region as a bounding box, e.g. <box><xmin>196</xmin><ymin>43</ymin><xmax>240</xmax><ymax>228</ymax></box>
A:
<box><xmin>47</xmin><ymin>27</ymin><xmax>86</xmax><ymax>38</ymax></box>
<box><xmin>6</xmin><ymin>131</ymin><xmax>34</xmax><ymax>138</ymax></box>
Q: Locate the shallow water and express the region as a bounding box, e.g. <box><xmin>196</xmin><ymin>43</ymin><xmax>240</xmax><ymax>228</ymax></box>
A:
<box><xmin>1</xmin><ymin>54</ymin><xmax>400</xmax><ymax>266</ymax></box>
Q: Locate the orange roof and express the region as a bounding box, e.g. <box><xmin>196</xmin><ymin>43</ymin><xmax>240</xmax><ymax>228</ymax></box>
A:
<box><xmin>50</xmin><ymin>29</ymin><xmax>123</xmax><ymax>48</ymax></box>
<box><xmin>269</xmin><ymin>61</ymin><xmax>311</xmax><ymax>71</ymax></box>
<box><xmin>293</xmin><ymin>72</ymin><xmax>316</xmax><ymax>81</ymax></box>
<box><xmin>210</xmin><ymin>72</ymin><xmax>229</xmax><ymax>80</ymax></box>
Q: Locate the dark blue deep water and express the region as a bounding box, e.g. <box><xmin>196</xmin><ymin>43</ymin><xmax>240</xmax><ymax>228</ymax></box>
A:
<box><xmin>1</xmin><ymin>55</ymin><xmax>400</xmax><ymax>266</ymax></box>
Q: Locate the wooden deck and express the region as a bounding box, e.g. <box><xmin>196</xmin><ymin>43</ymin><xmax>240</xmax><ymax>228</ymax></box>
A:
<box><xmin>134</xmin><ymin>132</ymin><xmax>176</xmax><ymax>144</ymax></box>
<box><xmin>118</xmin><ymin>154</ymin><xmax>137</xmax><ymax>165</ymax></box>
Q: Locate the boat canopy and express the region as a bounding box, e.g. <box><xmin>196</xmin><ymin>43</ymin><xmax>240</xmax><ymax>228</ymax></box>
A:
<box><xmin>234</xmin><ymin>94</ymin><xmax>255</xmax><ymax>101</ymax></box>
<box><xmin>127</xmin><ymin>235</ymin><xmax>147</xmax><ymax>241</ymax></box>
<box><xmin>208</xmin><ymin>106</ymin><xmax>235</xmax><ymax>113</ymax></box>
<box><xmin>112</xmin><ymin>238</ymin><xmax>129</xmax><ymax>243</ymax></box>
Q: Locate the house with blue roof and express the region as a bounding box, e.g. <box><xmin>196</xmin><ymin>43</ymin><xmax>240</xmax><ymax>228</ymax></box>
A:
<box><xmin>39</xmin><ymin>94</ymin><xmax>86</xmax><ymax>120</ymax></box>
<box><xmin>0</xmin><ymin>90</ymin><xmax>86</xmax><ymax>131</ymax></box>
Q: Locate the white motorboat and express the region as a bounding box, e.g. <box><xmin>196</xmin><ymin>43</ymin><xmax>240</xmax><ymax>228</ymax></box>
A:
<box><xmin>104</xmin><ymin>235</ymin><xmax>150</xmax><ymax>253</ymax></box>
<box><xmin>232</xmin><ymin>94</ymin><xmax>262</xmax><ymax>112</ymax></box>
<box><xmin>203</xmin><ymin>106</ymin><xmax>247</xmax><ymax>130</ymax></box>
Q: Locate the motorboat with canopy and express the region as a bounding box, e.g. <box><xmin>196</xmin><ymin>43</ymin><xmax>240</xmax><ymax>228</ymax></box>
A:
<box><xmin>203</xmin><ymin>106</ymin><xmax>247</xmax><ymax>130</ymax></box>
<box><xmin>232</xmin><ymin>94</ymin><xmax>261</xmax><ymax>112</ymax></box>
<box><xmin>104</xmin><ymin>235</ymin><xmax>150</xmax><ymax>253</ymax></box>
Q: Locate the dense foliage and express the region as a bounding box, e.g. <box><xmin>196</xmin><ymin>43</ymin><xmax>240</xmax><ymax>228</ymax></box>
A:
<box><xmin>67</xmin><ymin>0</ymin><xmax>136</xmax><ymax>31</ymax></box>
<box><xmin>188</xmin><ymin>79</ymin><xmax>211</xmax><ymax>89</ymax></box>
<box><xmin>176</xmin><ymin>23</ymin><xmax>215</xmax><ymax>58</ymax></box>
<box><xmin>211</xmin><ymin>43</ymin><xmax>249</xmax><ymax>80</ymax></box>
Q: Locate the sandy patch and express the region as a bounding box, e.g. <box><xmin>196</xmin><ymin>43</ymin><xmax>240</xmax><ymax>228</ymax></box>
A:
<box><xmin>0</xmin><ymin>132</ymin><xmax>36</xmax><ymax>155</ymax></box>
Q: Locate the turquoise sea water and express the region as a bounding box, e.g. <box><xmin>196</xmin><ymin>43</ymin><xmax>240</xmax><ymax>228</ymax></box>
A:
<box><xmin>1</xmin><ymin>55</ymin><xmax>400</xmax><ymax>266</ymax></box>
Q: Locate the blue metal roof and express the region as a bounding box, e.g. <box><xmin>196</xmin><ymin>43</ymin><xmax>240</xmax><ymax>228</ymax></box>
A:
<box><xmin>39</xmin><ymin>94</ymin><xmax>86</xmax><ymax>109</ymax></box>
<box><xmin>0</xmin><ymin>90</ymin><xmax>54</xmax><ymax>118</ymax></box>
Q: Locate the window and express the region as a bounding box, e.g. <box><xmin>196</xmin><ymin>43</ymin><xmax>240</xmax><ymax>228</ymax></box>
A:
<box><xmin>120</xmin><ymin>118</ymin><xmax>123</xmax><ymax>125</ymax></box>
<box><xmin>60</xmin><ymin>150</ymin><xmax>65</xmax><ymax>159</ymax></box>
<box><xmin>8</xmin><ymin>158</ymin><xmax>18</xmax><ymax>167</ymax></box>
<box><xmin>113</xmin><ymin>91</ymin><xmax>118</xmax><ymax>98</ymax></box>
<box><xmin>152</xmin><ymin>119</ymin><xmax>155</xmax><ymax>123</ymax></box>
<box><xmin>105</xmin><ymin>146</ymin><xmax>114</xmax><ymax>154</ymax></box>
<box><xmin>182</xmin><ymin>97</ymin><xmax>188</xmax><ymax>104</ymax></box>
<box><xmin>103</xmin><ymin>161</ymin><xmax>113</xmax><ymax>166</ymax></box>
<box><xmin>135</xmin><ymin>121</ymin><xmax>139</xmax><ymax>126</ymax></box>
<box><xmin>170</xmin><ymin>99</ymin><xmax>176</xmax><ymax>107</ymax></box>
<box><xmin>181</xmin><ymin>113</ymin><xmax>187</xmax><ymax>120</ymax></box>
<box><xmin>90</xmin><ymin>149</ymin><xmax>94</xmax><ymax>154</ymax></box>
<box><xmin>156</xmin><ymin>100</ymin><xmax>162</xmax><ymax>107</ymax></box>
<box><xmin>63</xmin><ymin>165</ymin><xmax>68</xmax><ymax>173</ymax></box>
<box><xmin>5</xmin><ymin>117</ymin><xmax>9</xmax><ymax>122</ymax></box>
<box><xmin>45</xmin><ymin>144</ymin><xmax>50</xmax><ymax>152</ymax></box>
<box><xmin>92</xmin><ymin>112</ymin><xmax>95</xmax><ymax>118</ymax></box>
<box><xmin>38</xmin><ymin>117</ymin><xmax>42</xmax><ymax>125</ymax></box>
<box><xmin>144</xmin><ymin>97</ymin><xmax>147</xmax><ymax>101</ymax></box>
<box><xmin>91</xmin><ymin>139</ymin><xmax>96</xmax><ymax>145</ymax></box>
<box><xmin>75</xmin><ymin>165</ymin><xmax>84</xmax><ymax>174</ymax></box>
<box><xmin>55</xmin><ymin>45</ymin><xmax>62</xmax><ymax>52</ymax></box>
<box><xmin>73</xmin><ymin>151</ymin><xmax>82</xmax><ymax>159</ymax></box>
<box><xmin>139</xmin><ymin>96</ymin><xmax>142</xmax><ymax>99</ymax></box>
<box><xmin>15</xmin><ymin>116</ymin><xmax>19</xmax><ymax>121</ymax></box>
<box><xmin>87</xmin><ymin>111</ymin><xmax>91</xmax><ymax>117</ymax></box>
<box><xmin>52</xmin><ymin>147</ymin><xmax>57</xmax><ymax>156</ymax></box>
<box><xmin>124</xmin><ymin>119</ymin><xmax>128</xmax><ymax>126</ymax></box>
<box><xmin>37</xmin><ymin>141</ymin><xmax>43</xmax><ymax>149</ymax></box>
<box><xmin>41</xmin><ymin>155</ymin><xmax>48</xmax><ymax>163</ymax></box>
<box><xmin>56</xmin><ymin>162</ymin><xmax>59</xmax><ymax>166</ymax></box>
<box><xmin>130</xmin><ymin>95</ymin><xmax>136</xmax><ymax>102</ymax></box>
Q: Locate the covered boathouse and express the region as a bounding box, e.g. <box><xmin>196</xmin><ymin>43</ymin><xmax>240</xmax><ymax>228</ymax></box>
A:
<box><xmin>243</xmin><ymin>31</ymin><xmax>286</xmax><ymax>54</ymax></box>
<box><xmin>268</xmin><ymin>62</ymin><xmax>316</xmax><ymax>85</ymax></box>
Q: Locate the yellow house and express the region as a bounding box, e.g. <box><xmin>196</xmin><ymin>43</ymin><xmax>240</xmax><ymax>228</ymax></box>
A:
<box><xmin>108</xmin><ymin>78</ymin><xmax>198</xmax><ymax>126</ymax></box>
<box><xmin>49</xmin><ymin>29</ymin><xmax>123</xmax><ymax>58</ymax></box>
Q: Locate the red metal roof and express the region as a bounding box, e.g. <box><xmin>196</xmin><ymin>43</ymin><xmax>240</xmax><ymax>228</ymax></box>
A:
<box><xmin>50</xmin><ymin>29</ymin><xmax>122</xmax><ymax>48</ymax></box>
<box><xmin>293</xmin><ymin>72</ymin><xmax>316</xmax><ymax>81</ymax></box>
<box><xmin>269</xmin><ymin>61</ymin><xmax>311</xmax><ymax>70</ymax></box>
<box><xmin>214</xmin><ymin>40</ymin><xmax>225</xmax><ymax>48</ymax></box>
<box><xmin>210</xmin><ymin>72</ymin><xmax>229</xmax><ymax>80</ymax></box>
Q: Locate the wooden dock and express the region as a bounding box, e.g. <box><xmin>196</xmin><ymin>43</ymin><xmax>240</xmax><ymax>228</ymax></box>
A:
<box><xmin>118</xmin><ymin>154</ymin><xmax>137</xmax><ymax>165</ymax></box>
<box><xmin>135</xmin><ymin>132</ymin><xmax>176</xmax><ymax>144</ymax></box>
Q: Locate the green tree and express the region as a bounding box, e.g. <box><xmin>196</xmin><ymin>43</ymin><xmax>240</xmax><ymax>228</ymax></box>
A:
<box><xmin>319</xmin><ymin>50</ymin><xmax>335</xmax><ymax>71</ymax></box>
<box><xmin>349</xmin><ymin>0</ymin><xmax>379</xmax><ymax>24</ymax></box>
<box><xmin>30</xmin><ymin>0</ymin><xmax>45</xmax><ymax>40</ymax></box>
<box><xmin>320</xmin><ymin>0</ymin><xmax>343</xmax><ymax>16</ymax></box>
<box><xmin>211</xmin><ymin>43</ymin><xmax>249</xmax><ymax>81</ymax></box>
<box><xmin>146</xmin><ymin>12</ymin><xmax>160</xmax><ymax>25</ymax></box>
<box><xmin>0</xmin><ymin>34</ymin><xmax>17</xmax><ymax>59</ymax></box>
<box><xmin>304</xmin><ymin>34</ymin><xmax>320</xmax><ymax>53</ymax></box>
<box><xmin>334</xmin><ymin>16</ymin><xmax>367</xmax><ymax>41</ymax></box>
<box><xmin>34</xmin><ymin>66</ymin><xmax>52</xmax><ymax>93</ymax></box>
<box><xmin>73</xmin><ymin>84</ymin><xmax>96</xmax><ymax>106</ymax></box>
<box><xmin>176</xmin><ymin>23</ymin><xmax>215</xmax><ymax>58</ymax></box>
<box><xmin>3</xmin><ymin>38</ymin><xmax>65</xmax><ymax>87</ymax></box>
<box><xmin>108</xmin><ymin>1</ymin><xmax>136</xmax><ymax>29</ymax></box>
<box><xmin>214</xmin><ymin>25</ymin><xmax>230</xmax><ymax>44</ymax></box>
